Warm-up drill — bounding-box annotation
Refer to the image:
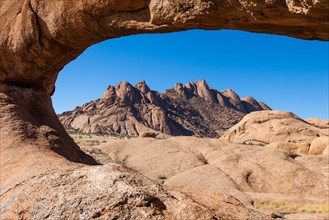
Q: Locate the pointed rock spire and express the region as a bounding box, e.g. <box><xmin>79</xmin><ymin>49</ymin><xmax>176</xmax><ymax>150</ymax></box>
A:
<box><xmin>115</xmin><ymin>81</ymin><xmax>138</xmax><ymax>104</ymax></box>
<box><xmin>195</xmin><ymin>79</ymin><xmax>217</xmax><ymax>103</ymax></box>
<box><xmin>242</xmin><ymin>96</ymin><xmax>264</xmax><ymax>112</ymax></box>
<box><xmin>59</xmin><ymin>80</ymin><xmax>271</xmax><ymax>138</ymax></box>
<box><xmin>135</xmin><ymin>80</ymin><xmax>150</xmax><ymax>94</ymax></box>
<box><xmin>101</xmin><ymin>85</ymin><xmax>116</xmax><ymax>100</ymax></box>
<box><xmin>221</xmin><ymin>89</ymin><xmax>246</xmax><ymax>112</ymax></box>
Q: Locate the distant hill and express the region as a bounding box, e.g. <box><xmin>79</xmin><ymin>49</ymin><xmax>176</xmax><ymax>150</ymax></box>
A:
<box><xmin>58</xmin><ymin>79</ymin><xmax>270</xmax><ymax>137</ymax></box>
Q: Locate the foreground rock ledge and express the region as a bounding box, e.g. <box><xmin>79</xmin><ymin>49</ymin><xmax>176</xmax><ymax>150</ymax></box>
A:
<box><xmin>1</xmin><ymin>162</ymin><xmax>271</xmax><ymax>219</ymax></box>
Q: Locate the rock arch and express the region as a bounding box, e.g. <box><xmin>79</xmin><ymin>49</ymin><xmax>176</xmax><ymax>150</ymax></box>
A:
<box><xmin>0</xmin><ymin>0</ymin><xmax>328</xmax><ymax>163</ymax></box>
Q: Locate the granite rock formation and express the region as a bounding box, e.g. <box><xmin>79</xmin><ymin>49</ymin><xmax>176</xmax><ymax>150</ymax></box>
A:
<box><xmin>1</xmin><ymin>161</ymin><xmax>270</xmax><ymax>220</ymax></box>
<box><xmin>221</xmin><ymin>110</ymin><xmax>329</xmax><ymax>155</ymax></box>
<box><xmin>1</xmin><ymin>0</ymin><xmax>328</xmax><ymax>219</ymax></box>
<box><xmin>0</xmin><ymin>87</ymin><xmax>272</xmax><ymax>220</ymax></box>
<box><xmin>306</xmin><ymin>118</ymin><xmax>329</xmax><ymax>129</ymax></box>
<box><xmin>59</xmin><ymin>80</ymin><xmax>270</xmax><ymax>137</ymax></box>
<box><xmin>82</xmin><ymin>136</ymin><xmax>329</xmax><ymax>219</ymax></box>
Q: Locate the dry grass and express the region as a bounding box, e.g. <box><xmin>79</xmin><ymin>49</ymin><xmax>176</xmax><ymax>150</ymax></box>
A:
<box><xmin>68</xmin><ymin>132</ymin><xmax>131</xmax><ymax>146</ymax></box>
<box><xmin>254</xmin><ymin>199</ymin><xmax>329</xmax><ymax>214</ymax></box>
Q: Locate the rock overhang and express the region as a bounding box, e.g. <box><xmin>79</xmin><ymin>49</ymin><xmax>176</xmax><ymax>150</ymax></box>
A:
<box><xmin>0</xmin><ymin>0</ymin><xmax>328</xmax><ymax>94</ymax></box>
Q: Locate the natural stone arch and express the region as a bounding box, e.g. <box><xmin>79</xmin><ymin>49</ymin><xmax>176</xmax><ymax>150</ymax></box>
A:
<box><xmin>1</xmin><ymin>0</ymin><xmax>328</xmax><ymax>93</ymax></box>
<box><xmin>0</xmin><ymin>0</ymin><xmax>328</xmax><ymax>163</ymax></box>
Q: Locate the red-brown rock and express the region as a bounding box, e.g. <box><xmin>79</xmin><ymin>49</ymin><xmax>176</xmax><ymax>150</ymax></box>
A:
<box><xmin>59</xmin><ymin>80</ymin><xmax>270</xmax><ymax>137</ymax></box>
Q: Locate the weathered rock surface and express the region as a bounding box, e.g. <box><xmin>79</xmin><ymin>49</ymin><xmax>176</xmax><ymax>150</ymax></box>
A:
<box><xmin>306</xmin><ymin>118</ymin><xmax>329</xmax><ymax>129</ymax></box>
<box><xmin>139</xmin><ymin>131</ymin><xmax>159</xmax><ymax>138</ymax></box>
<box><xmin>1</xmin><ymin>160</ymin><xmax>272</xmax><ymax>220</ymax></box>
<box><xmin>0</xmin><ymin>83</ymin><xmax>96</xmax><ymax>165</ymax></box>
<box><xmin>221</xmin><ymin>110</ymin><xmax>329</xmax><ymax>155</ymax></box>
<box><xmin>59</xmin><ymin>80</ymin><xmax>269</xmax><ymax>137</ymax></box>
<box><xmin>0</xmin><ymin>85</ymin><xmax>270</xmax><ymax>219</ymax></box>
<box><xmin>309</xmin><ymin>136</ymin><xmax>329</xmax><ymax>155</ymax></box>
<box><xmin>1</xmin><ymin>1</ymin><xmax>328</xmax><ymax>219</ymax></box>
<box><xmin>0</xmin><ymin>84</ymin><xmax>98</xmax><ymax>209</ymax></box>
<box><xmin>81</xmin><ymin>136</ymin><xmax>329</xmax><ymax>218</ymax></box>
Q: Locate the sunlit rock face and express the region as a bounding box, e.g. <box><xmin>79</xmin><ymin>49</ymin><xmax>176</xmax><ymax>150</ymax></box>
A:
<box><xmin>0</xmin><ymin>1</ymin><xmax>328</xmax><ymax>219</ymax></box>
<box><xmin>221</xmin><ymin>110</ymin><xmax>329</xmax><ymax>155</ymax></box>
<box><xmin>58</xmin><ymin>80</ymin><xmax>270</xmax><ymax>137</ymax></box>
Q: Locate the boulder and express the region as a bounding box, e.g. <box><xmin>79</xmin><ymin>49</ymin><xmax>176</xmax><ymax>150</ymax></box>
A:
<box><xmin>139</xmin><ymin>131</ymin><xmax>159</xmax><ymax>138</ymax></box>
<box><xmin>309</xmin><ymin>136</ymin><xmax>329</xmax><ymax>155</ymax></box>
<box><xmin>221</xmin><ymin>110</ymin><xmax>329</xmax><ymax>154</ymax></box>
<box><xmin>306</xmin><ymin>118</ymin><xmax>329</xmax><ymax>129</ymax></box>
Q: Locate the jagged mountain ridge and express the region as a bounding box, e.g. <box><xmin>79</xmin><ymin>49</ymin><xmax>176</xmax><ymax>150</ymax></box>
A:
<box><xmin>59</xmin><ymin>80</ymin><xmax>271</xmax><ymax>137</ymax></box>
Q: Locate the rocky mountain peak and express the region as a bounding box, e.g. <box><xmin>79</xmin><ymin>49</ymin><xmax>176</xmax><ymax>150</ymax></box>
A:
<box><xmin>99</xmin><ymin>80</ymin><xmax>162</xmax><ymax>106</ymax></box>
<box><xmin>135</xmin><ymin>80</ymin><xmax>150</xmax><ymax>94</ymax></box>
<box><xmin>242</xmin><ymin>96</ymin><xmax>257</xmax><ymax>103</ymax></box>
<box><xmin>174</xmin><ymin>82</ymin><xmax>184</xmax><ymax>91</ymax></box>
<box><xmin>184</xmin><ymin>79</ymin><xmax>210</xmax><ymax>91</ymax></box>
<box><xmin>197</xmin><ymin>79</ymin><xmax>209</xmax><ymax>87</ymax></box>
<box><xmin>116</xmin><ymin>81</ymin><xmax>134</xmax><ymax>92</ymax></box>
<box><xmin>221</xmin><ymin>89</ymin><xmax>240</xmax><ymax>100</ymax></box>
<box><xmin>221</xmin><ymin>89</ymin><xmax>246</xmax><ymax>112</ymax></box>
<box><xmin>184</xmin><ymin>82</ymin><xmax>196</xmax><ymax>91</ymax></box>
<box><xmin>195</xmin><ymin>79</ymin><xmax>216</xmax><ymax>102</ymax></box>
<box><xmin>242</xmin><ymin>96</ymin><xmax>271</xmax><ymax>112</ymax></box>
<box><xmin>114</xmin><ymin>81</ymin><xmax>138</xmax><ymax>104</ymax></box>
<box><xmin>167</xmin><ymin>80</ymin><xmax>270</xmax><ymax>114</ymax></box>
<box><xmin>259</xmin><ymin>102</ymin><xmax>271</xmax><ymax>110</ymax></box>
<box><xmin>101</xmin><ymin>85</ymin><xmax>116</xmax><ymax>100</ymax></box>
<box><xmin>181</xmin><ymin>79</ymin><xmax>214</xmax><ymax>101</ymax></box>
<box><xmin>59</xmin><ymin>80</ymin><xmax>271</xmax><ymax>138</ymax></box>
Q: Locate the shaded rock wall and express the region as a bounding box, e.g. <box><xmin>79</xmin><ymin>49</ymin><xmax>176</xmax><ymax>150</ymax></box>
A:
<box><xmin>0</xmin><ymin>83</ymin><xmax>96</xmax><ymax>164</ymax></box>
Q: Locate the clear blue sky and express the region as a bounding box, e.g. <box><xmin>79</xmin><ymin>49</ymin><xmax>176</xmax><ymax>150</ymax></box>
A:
<box><xmin>53</xmin><ymin>30</ymin><xmax>329</xmax><ymax>120</ymax></box>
